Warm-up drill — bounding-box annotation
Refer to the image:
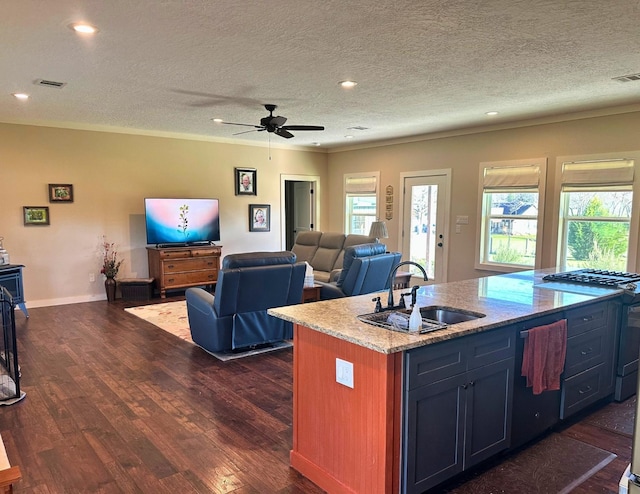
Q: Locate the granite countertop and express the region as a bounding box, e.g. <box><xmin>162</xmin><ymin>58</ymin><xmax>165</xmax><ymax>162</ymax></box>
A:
<box><xmin>268</xmin><ymin>268</ymin><xmax>623</xmax><ymax>354</ymax></box>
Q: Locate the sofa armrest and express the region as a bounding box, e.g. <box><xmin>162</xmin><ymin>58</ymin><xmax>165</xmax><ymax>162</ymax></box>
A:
<box><xmin>329</xmin><ymin>268</ymin><xmax>342</xmax><ymax>283</ymax></box>
<box><xmin>317</xmin><ymin>282</ymin><xmax>346</xmax><ymax>300</ymax></box>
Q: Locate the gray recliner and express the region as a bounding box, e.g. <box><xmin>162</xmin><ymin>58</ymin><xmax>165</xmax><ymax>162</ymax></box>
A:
<box><xmin>318</xmin><ymin>243</ymin><xmax>402</xmax><ymax>300</ymax></box>
<box><xmin>185</xmin><ymin>251</ymin><xmax>305</xmax><ymax>353</ymax></box>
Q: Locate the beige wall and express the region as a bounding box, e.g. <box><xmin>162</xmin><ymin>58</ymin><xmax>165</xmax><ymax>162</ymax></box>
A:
<box><xmin>1</xmin><ymin>123</ymin><xmax>328</xmax><ymax>307</ymax></box>
<box><xmin>326</xmin><ymin>111</ymin><xmax>640</xmax><ymax>282</ymax></box>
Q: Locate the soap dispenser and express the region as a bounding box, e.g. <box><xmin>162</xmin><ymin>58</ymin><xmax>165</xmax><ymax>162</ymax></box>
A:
<box><xmin>408</xmin><ymin>304</ymin><xmax>422</xmax><ymax>332</ymax></box>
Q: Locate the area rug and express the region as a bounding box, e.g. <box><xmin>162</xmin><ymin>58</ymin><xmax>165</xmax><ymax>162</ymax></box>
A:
<box><xmin>124</xmin><ymin>301</ymin><xmax>292</xmax><ymax>361</ymax></box>
<box><xmin>583</xmin><ymin>395</ymin><xmax>636</xmax><ymax>437</ymax></box>
<box><xmin>444</xmin><ymin>433</ymin><xmax>616</xmax><ymax>494</ymax></box>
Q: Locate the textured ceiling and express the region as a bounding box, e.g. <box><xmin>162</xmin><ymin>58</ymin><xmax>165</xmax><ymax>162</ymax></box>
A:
<box><xmin>2</xmin><ymin>0</ymin><xmax>640</xmax><ymax>150</ymax></box>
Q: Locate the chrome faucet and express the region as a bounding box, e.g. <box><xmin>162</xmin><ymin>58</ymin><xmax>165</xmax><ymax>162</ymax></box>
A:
<box><xmin>387</xmin><ymin>261</ymin><xmax>428</xmax><ymax>309</ymax></box>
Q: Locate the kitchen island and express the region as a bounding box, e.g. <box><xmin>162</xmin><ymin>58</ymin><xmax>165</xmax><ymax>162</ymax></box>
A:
<box><xmin>269</xmin><ymin>268</ymin><xmax>624</xmax><ymax>494</ymax></box>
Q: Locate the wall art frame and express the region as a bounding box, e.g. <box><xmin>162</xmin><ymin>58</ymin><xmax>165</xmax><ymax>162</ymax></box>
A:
<box><xmin>48</xmin><ymin>183</ymin><xmax>74</xmax><ymax>202</ymax></box>
<box><xmin>249</xmin><ymin>204</ymin><xmax>270</xmax><ymax>232</ymax></box>
<box><xmin>23</xmin><ymin>206</ymin><xmax>50</xmax><ymax>226</ymax></box>
<box><xmin>235</xmin><ymin>168</ymin><xmax>257</xmax><ymax>196</ymax></box>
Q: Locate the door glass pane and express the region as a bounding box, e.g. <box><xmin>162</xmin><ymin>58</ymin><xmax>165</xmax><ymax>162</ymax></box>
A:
<box><xmin>408</xmin><ymin>185</ymin><xmax>438</xmax><ymax>279</ymax></box>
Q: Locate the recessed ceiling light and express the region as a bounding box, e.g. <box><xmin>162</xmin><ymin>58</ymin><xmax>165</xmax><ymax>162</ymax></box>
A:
<box><xmin>212</xmin><ymin>118</ymin><xmax>223</xmax><ymax>123</ymax></box>
<box><xmin>12</xmin><ymin>93</ymin><xmax>29</xmax><ymax>100</ymax></box>
<box><xmin>485</xmin><ymin>111</ymin><xmax>499</xmax><ymax>116</ymax></box>
<box><xmin>312</xmin><ymin>142</ymin><xmax>321</xmax><ymax>146</ymax></box>
<box><xmin>339</xmin><ymin>80</ymin><xmax>358</xmax><ymax>88</ymax></box>
<box><xmin>69</xmin><ymin>23</ymin><xmax>99</xmax><ymax>34</ymax></box>
<box><xmin>345</xmin><ymin>135</ymin><xmax>354</xmax><ymax>139</ymax></box>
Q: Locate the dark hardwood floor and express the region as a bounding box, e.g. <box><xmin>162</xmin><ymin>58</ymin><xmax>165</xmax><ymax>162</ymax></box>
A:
<box><xmin>0</xmin><ymin>297</ymin><xmax>634</xmax><ymax>493</ymax></box>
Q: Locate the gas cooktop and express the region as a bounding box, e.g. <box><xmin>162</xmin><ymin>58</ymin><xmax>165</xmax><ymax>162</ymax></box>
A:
<box><xmin>543</xmin><ymin>269</ymin><xmax>640</xmax><ymax>288</ymax></box>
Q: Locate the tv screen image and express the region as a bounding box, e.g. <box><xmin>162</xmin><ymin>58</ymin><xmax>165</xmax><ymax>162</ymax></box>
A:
<box><xmin>145</xmin><ymin>198</ymin><xmax>220</xmax><ymax>246</ymax></box>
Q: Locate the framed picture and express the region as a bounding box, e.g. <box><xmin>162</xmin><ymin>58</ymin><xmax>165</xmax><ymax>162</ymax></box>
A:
<box><xmin>235</xmin><ymin>167</ymin><xmax>257</xmax><ymax>195</ymax></box>
<box><xmin>249</xmin><ymin>204</ymin><xmax>270</xmax><ymax>232</ymax></box>
<box><xmin>23</xmin><ymin>206</ymin><xmax>50</xmax><ymax>226</ymax></box>
<box><xmin>48</xmin><ymin>183</ymin><xmax>74</xmax><ymax>202</ymax></box>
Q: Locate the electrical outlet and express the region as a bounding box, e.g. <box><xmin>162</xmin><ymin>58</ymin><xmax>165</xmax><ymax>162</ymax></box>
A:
<box><xmin>336</xmin><ymin>358</ymin><xmax>354</xmax><ymax>388</ymax></box>
<box><xmin>89</xmin><ymin>273</ymin><xmax>95</xmax><ymax>282</ymax></box>
<box><xmin>456</xmin><ymin>225</ymin><xmax>461</xmax><ymax>234</ymax></box>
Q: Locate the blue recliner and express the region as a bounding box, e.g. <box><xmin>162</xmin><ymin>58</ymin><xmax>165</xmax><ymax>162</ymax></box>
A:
<box><xmin>318</xmin><ymin>243</ymin><xmax>402</xmax><ymax>300</ymax></box>
<box><xmin>185</xmin><ymin>251</ymin><xmax>305</xmax><ymax>353</ymax></box>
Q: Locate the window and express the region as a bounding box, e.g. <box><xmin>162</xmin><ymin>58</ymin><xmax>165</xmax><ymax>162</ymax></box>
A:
<box><xmin>477</xmin><ymin>159</ymin><xmax>547</xmax><ymax>271</ymax></box>
<box><xmin>344</xmin><ymin>172</ymin><xmax>378</xmax><ymax>235</ymax></box>
<box><xmin>557</xmin><ymin>159</ymin><xmax>634</xmax><ymax>271</ymax></box>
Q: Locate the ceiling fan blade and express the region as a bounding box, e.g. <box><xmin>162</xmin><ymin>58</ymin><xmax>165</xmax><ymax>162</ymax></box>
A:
<box><xmin>275</xmin><ymin>128</ymin><xmax>294</xmax><ymax>139</ymax></box>
<box><xmin>221</xmin><ymin>122</ymin><xmax>262</xmax><ymax>128</ymax></box>
<box><xmin>281</xmin><ymin>125</ymin><xmax>325</xmax><ymax>131</ymax></box>
<box><xmin>271</xmin><ymin>115</ymin><xmax>287</xmax><ymax>127</ymax></box>
<box><xmin>232</xmin><ymin>129</ymin><xmax>260</xmax><ymax>136</ymax></box>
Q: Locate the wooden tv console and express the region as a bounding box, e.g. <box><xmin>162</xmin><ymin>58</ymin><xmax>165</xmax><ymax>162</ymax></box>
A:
<box><xmin>146</xmin><ymin>245</ymin><xmax>222</xmax><ymax>299</ymax></box>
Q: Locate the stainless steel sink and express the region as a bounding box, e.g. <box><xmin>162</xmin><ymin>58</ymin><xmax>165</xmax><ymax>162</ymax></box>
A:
<box><xmin>419</xmin><ymin>306</ymin><xmax>485</xmax><ymax>324</ymax></box>
<box><xmin>357</xmin><ymin>306</ymin><xmax>485</xmax><ymax>334</ymax></box>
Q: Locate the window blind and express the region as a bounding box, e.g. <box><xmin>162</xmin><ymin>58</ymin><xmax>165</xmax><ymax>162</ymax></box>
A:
<box><xmin>561</xmin><ymin>159</ymin><xmax>634</xmax><ymax>185</ymax></box>
<box><xmin>483</xmin><ymin>164</ymin><xmax>540</xmax><ymax>189</ymax></box>
<box><xmin>345</xmin><ymin>175</ymin><xmax>377</xmax><ymax>193</ymax></box>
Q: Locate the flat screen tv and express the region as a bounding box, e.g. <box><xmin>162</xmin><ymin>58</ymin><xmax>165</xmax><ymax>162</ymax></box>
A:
<box><xmin>144</xmin><ymin>198</ymin><xmax>220</xmax><ymax>246</ymax></box>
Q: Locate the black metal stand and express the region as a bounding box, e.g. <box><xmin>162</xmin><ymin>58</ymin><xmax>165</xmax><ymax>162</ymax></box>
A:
<box><xmin>0</xmin><ymin>286</ymin><xmax>21</xmax><ymax>402</ymax></box>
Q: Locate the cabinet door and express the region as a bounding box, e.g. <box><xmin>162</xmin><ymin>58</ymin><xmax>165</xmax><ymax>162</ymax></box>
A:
<box><xmin>464</xmin><ymin>358</ymin><xmax>514</xmax><ymax>469</ymax></box>
<box><xmin>403</xmin><ymin>372</ymin><xmax>467</xmax><ymax>494</ymax></box>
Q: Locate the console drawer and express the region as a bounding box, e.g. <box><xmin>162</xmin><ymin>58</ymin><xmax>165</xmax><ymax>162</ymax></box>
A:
<box><xmin>164</xmin><ymin>270</ymin><xmax>218</xmax><ymax>287</ymax></box>
<box><xmin>164</xmin><ymin>257</ymin><xmax>218</xmax><ymax>273</ymax></box>
<box><xmin>160</xmin><ymin>250</ymin><xmax>192</xmax><ymax>259</ymax></box>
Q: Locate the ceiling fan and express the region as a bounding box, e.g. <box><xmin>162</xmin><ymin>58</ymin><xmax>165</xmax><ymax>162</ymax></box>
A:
<box><xmin>220</xmin><ymin>104</ymin><xmax>324</xmax><ymax>139</ymax></box>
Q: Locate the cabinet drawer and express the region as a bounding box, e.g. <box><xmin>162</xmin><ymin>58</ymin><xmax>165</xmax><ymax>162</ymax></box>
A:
<box><xmin>192</xmin><ymin>248</ymin><xmax>220</xmax><ymax>257</ymax></box>
<box><xmin>164</xmin><ymin>270</ymin><xmax>218</xmax><ymax>287</ymax></box>
<box><xmin>406</xmin><ymin>338</ymin><xmax>466</xmax><ymax>390</ymax></box>
<box><xmin>564</xmin><ymin>326</ymin><xmax>610</xmax><ymax>378</ymax></box>
<box><xmin>566</xmin><ymin>302</ymin><xmax>608</xmax><ymax>337</ymax></box>
<box><xmin>561</xmin><ymin>363</ymin><xmax>606</xmax><ymax>419</ymax></box>
<box><xmin>164</xmin><ymin>257</ymin><xmax>218</xmax><ymax>273</ymax></box>
<box><xmin>159</xmin><ymin>250</ymin><xmax>192</xmax><ymax>259</ymax></box>
<box><xmin>467</xmin><ymin>327</ymin><xmax>515</xmax><ymax>370</ymax></box>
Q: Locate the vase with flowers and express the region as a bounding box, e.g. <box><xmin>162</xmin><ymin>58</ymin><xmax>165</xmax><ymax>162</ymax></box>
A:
<box><xmin>101</xmin><ymin>237</ymin><xmax>123</xmax><ymax>302</ymax></box>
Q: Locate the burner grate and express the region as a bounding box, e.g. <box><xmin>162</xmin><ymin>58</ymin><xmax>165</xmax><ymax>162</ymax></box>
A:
<box><xmin>543</xmin><ymin>269</ymin><xmax>640</xmax><ymax>287</ymax></box>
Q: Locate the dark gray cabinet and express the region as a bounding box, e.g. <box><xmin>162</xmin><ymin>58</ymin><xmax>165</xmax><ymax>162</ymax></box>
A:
<box><xmin>402</xmin><ymin>326</ymin><xmax>515</xmax><ymax>494</ymax></box>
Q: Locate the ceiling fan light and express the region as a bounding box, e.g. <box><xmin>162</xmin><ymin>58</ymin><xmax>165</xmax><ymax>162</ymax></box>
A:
<box><xmin>339</xmin><ymin>80</ymin><xmax>358</xmax><ymax>88</ymax></box>
<box><xmin>70</xmin><ymin>23</ymin><xmax>99</xmax><ymax>34</ymax></box>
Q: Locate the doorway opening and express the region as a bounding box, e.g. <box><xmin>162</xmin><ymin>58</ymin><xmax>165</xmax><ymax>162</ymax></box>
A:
<box><xmin>281</xmin><ymin>175</ymin><xmax>320</xmax><ymax>250</ymax></box>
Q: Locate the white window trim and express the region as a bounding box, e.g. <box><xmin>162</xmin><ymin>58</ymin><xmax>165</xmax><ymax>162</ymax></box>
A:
<box><xmin>343</xmin><ymin>171</ymin><xmax>380</xmax><ymax>234</ymax></box>
<box><xmin>554</xmin><ymin>151</ymin><xmax>640</xmax><ymax>273</ymax></box>
<box><xmin>475</xmin><ymin>158</ymin><xmax>548</xmax><ymax>272</ymax></box>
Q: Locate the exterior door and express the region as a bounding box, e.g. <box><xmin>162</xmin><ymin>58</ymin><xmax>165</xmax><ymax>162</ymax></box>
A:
<box><xmin>400</xmin><ymin>171</ymin><xmax>451</xmax><ymax>284</ymax></box>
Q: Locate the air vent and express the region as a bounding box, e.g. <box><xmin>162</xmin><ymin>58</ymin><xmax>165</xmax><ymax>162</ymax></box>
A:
<box><xmin>612</xmin><ymin>73</ymin><xmax>640</xmax><ymax>83</ymax></box>
<box><xmin>34</xmin><ymin>79</ymin><xmax>67</xmax><ymax>88</ymax></box>
<box><xmin>347</xmin><ymin>126</ymin><xmax>369</xmax><ymax>131</ymax></box>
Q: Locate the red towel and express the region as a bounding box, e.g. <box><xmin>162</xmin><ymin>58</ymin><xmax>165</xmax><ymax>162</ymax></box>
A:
<box><xmin>521</xmin><ymin>319</ymin><xmax>567</xmax><ymax>395</ymax></box>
